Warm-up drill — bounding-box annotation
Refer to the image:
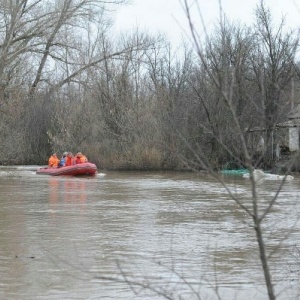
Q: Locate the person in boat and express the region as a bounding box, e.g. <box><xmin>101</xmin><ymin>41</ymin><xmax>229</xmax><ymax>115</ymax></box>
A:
<box><xmin>65</xmin><ymin>152</ymin><xmax>76</xmax><ymax>166</ymax></box>
<box><xmin>75</xmin><ymin>152</ymin><xmax>88</xmax><ymax>164</ymax></box>
<box><xmin>58</xmin><ymin>152</ymin><xmax>68</xmax><ymax>167</ymax></box>
<box><xmin>48</xmin><ymin>153</ymin><xmax>60</xmax><ymax>168</ymax></box>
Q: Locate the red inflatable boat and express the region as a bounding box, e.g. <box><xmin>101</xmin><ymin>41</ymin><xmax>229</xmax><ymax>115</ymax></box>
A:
<box><xmin>36</xmin><ymin>162</ymin><xmax>97</xmax><ymax>176</ymax></box>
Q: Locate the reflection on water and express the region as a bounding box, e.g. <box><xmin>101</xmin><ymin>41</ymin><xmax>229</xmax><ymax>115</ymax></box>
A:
<box><xmin>48</xmin><ymin>177</ymin><xmax>87</xmax><ymax>205</ymax></box>
<box><xmin>0</xmin><ymin>167</ymin><xmax>299</xmax><ymax>299</ymax></box>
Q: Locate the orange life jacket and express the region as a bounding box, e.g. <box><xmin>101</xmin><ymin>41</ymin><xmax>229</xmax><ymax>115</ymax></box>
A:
<box><xmin>80</xmin><ymin>155</ymin><xmax>88</xmax><ymax>163</ymax></box>
<box><xmin>75</xmin><ymin>156</ymin><xmax>81</xmax><ymax>164</ymax></box>
<box><xmin>75</xmin><ymin>153</ymin><xmax>88</xmax><ymax>164</ymax></box>
<box><xmin>65</xmin><ymin>156</ymin><xmax>75</xmax><ymax>166</ymax></box>
<box><xmin>48</xmin><ymin>155</ymin><xmax>60</xmax><ymax>168</ymax></box>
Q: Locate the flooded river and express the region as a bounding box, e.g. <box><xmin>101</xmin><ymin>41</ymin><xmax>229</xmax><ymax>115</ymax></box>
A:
<box><xmin>0</xmin><ymin>166</ymin><xmax>299</xmax><ymax>299</ymax></box>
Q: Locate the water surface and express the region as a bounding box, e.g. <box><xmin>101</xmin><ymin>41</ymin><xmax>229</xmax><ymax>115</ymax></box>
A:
<box><xmin>0</xmin><ymin>166</ymin><xmax>299</xmax><ymax>299</ymax></box>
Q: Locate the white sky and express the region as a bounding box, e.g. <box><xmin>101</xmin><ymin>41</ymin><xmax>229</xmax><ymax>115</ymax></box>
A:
<box><xmin>113</xmin><ymin>0</ymin><xmax>300</xmax><ymax>48</ymax></box>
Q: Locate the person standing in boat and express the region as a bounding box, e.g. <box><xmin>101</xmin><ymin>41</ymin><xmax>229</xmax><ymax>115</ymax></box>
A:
<box><xmin>75</xmin><ymin>152</ymin><xmax>88</xmax><ymax>164</ymax></box>
<box><xmin>48</xmin><ymin>153</ymin><xmax>60</xmax><ymax>168</ymax></box>
<box><xmin>65</xmin><ymin>152</ymin><xmax>76</xmax><ymax>166</ymax></box>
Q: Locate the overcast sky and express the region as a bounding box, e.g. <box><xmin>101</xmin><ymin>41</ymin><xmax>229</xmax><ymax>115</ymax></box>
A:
<box><xmin>113</xmin><ymin>0</ymin><xmax>300</xmax><ymax>48</ymax></box>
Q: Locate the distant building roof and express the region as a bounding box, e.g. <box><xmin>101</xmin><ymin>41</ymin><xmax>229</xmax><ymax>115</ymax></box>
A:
<box><xmin>275</xmin><ymin>104</ymin><xmax>300</xmax><ymax>127</ymax></box>
<box><xmin>276</xmin><ymin>119</ymin><xmax>300</xmax><ymax>128</ymax></box>
<box><xmin>245</xmin><ymin>104</ymin><xmax>300</xmax><ymax>131</ymax></box>
<box><xmin>287</xmin><ymin>104</ymin><xmax>300</xmax><ymax>120</ymax></box>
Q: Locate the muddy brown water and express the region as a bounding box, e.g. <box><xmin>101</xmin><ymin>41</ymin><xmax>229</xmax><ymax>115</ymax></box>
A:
<box><xmin>0</xmin><ymin>166</ymin><xmax>299</xmax><ymax>299</ymax></box>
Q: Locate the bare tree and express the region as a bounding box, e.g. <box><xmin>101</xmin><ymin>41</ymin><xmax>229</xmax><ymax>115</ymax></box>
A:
<box><xmin>180</xmin><ymin>1</ymin><xmax>300</xmax><ymax>299</ymax></box>
<box><xmin>250</xmin><ymin>2</ymin><xmax>299</xmax><ymax>164</ymax></box>
<box><xmin>0</xmin><ymin>0</ymin><xmax>163</xmax><ymax>162</ymax></box>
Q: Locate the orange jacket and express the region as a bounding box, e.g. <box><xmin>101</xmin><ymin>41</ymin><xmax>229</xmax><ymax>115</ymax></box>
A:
<box><xmin>48</xmin><ymin>155</ymin><xmax>60</xmax><ymax>168</ymax></box>
<box><xmin>75</xmin><ymin>156</ymin><xmax>81</xmax><ymax>164</ymax></box>
<box><xmin>65</xmin><ymin>155</ymin><xmax>75</xmax><ymax>166</ymax></box>
<box><xmin>80</xmin><ymin>155</ymin><xmax>88</xmax><ymax>163</ymax></box>
<box><xmin>75</xmin><ymin>153</ymin><xmax>88</xmax><ymax>164</ymax></box>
